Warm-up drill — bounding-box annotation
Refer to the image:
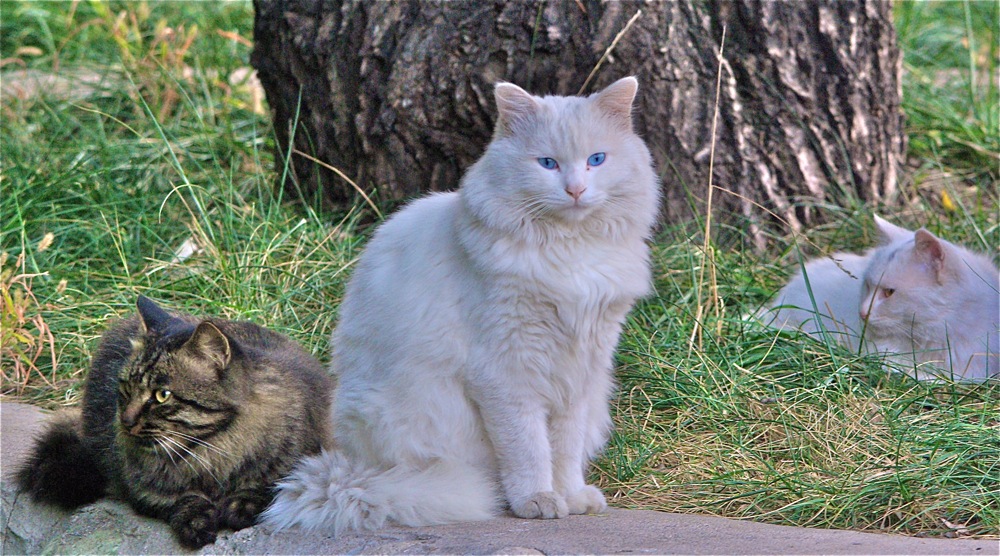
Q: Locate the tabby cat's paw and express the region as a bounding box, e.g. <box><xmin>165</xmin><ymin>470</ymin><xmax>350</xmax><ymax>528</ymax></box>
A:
<box><xmin>510</xmin><ymin>491</ymin><xmax>568</xmax><ymax>519</ymax></box>
<box><xmin>565</xmin><ymin>485</ymin><xmax>606</xmax><ymax>515</ymax></box>
<box><xmin>222</xmin><ymin>490</ymin><xmax>271</xmax><ymax>530</ymax></box>
<box><xmin>170</xmin><ymin>495</ymin><xmax>219</xmax><ymax>549</ymax></box>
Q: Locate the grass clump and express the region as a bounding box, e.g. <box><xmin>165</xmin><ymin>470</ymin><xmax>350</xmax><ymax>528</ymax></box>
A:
<box><xmin>895</xmin><ymin>0</ymin><xmax>998</xmax><ymax>181</ymax></box>
<box><xmin>1</xmin><ymin>0</ymin><xmax>360</xmax><ymax>405</ymax></box>
<box><xmin>1</xmin><ymin>0</ymin><xmax>997</xmax><ymax>540</ymax></box>
<box><xmin>1</xmin><ymin>243</ymin><xmax>59</xmax><ymax>396</ymax></box>
<box><xmin>893</xmin><ymin>0</ymin><xmax>998</xmax><ymax>231</ymax></box>
<box><xmin>600</xmin><ymin>241</ymin><xmax>999</xmax><ymax>537</ymax></box>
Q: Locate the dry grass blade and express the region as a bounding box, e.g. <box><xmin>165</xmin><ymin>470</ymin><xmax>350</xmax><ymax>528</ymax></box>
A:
<box><xmin>0</xmin><ymin>254</ymin><xmax>58</xmax><ymax>395</ymax></box>
<box><xmin>689</xmin><ymin>24</ymin><xmax>727</xmax><ymax>352</ymax></box>
<box><xmin>708</xmin><ymin>183</ymin><xmax>860</xmax><ymax>275</ymax></box>
<box><xmin>578</xmin><ymin>9</ymin><xmax>643</xmax><ymax>95</ymax></box>
<box><xmin>292</xmin><ymin>149</ymin><xmax>383</xmax><ymax>219</ymax></box>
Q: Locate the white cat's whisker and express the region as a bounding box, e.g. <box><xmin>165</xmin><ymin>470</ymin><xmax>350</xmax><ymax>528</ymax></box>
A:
<box><xmin>516</xmin><ymin>197</ymin><xmax>552</xmax><ymax>220</ymax></box>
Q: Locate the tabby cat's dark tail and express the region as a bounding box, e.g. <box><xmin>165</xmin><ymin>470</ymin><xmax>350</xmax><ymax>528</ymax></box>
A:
<box><xmin>15</xmin><ymin>410</ymin><xmax>107</xmax><ymax>509</ymax></box>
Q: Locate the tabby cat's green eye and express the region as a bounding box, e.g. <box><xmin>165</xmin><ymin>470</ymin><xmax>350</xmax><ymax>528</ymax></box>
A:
<box><xmin>154</xmin><ymin>389</ymin><xmax>172</xmax><ymax>403</ymax></box>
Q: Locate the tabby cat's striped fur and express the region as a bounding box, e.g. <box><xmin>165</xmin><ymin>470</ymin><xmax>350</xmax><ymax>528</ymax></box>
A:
<box><xmin>16</xmin><ymin>296</ymin><xmax>333</xmax><ymax>548</ymax></box>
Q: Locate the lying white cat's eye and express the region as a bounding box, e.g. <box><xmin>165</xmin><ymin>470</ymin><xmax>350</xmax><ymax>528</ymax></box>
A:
<box><xmin>588</xmin><ymin>152</ymin><xmax>606</xmax><ymax>166</ymax></box>
<box><xmin>881</xmin><ymin>288</ymin><xmax>895</xmax><ymax>298</ymax></box>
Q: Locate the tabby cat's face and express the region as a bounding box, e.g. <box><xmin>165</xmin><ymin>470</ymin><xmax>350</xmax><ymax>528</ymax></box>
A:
<box><xmin>116</xmin><ymin>316</ymin><xmax>238</xmax><ymax>457</ymax></box>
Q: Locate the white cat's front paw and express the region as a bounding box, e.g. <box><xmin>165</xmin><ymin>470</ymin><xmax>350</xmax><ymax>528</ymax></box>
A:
<box><xmin>565</xmin><ymin>485</ymin><xmax>606</xmax><ymax>515</ymax></box>
<box><xmin>510</xmin><ymin>491</ymin><xmax>568</xmax><ymax>519</ymax></box>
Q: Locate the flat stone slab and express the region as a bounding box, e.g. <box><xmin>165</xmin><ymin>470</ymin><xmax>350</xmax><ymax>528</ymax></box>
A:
<box><xmin>3</xmin><ymin>402</ymin><xmax>997</xmax><ymax>555</ymax></box>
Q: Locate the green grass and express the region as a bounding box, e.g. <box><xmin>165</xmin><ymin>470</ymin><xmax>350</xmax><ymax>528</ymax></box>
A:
<box><xmin>599</xmin><ymin>241</ymin><xmax>999</xmax><ymax>537</ymax></box>
<box><xmin>895</xmin><ymin>0</ymin><xmax>998</xmax><ymax>183</ymax></box>
<box><xmin>2</xmin><ymin>0</ymin><xmax>997</xmax><ymax>540</ymax></box>
<box><xmin>1</xmin><ymin>0</ymin><xmax>358</xmax><ymax>403</ymax></box>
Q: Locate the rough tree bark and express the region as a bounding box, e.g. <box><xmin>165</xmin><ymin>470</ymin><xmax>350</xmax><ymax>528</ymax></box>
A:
<box><xmin>251</xmin><ymin>0</ymin><xmax>904</xmax><ymax>246</ymax></box>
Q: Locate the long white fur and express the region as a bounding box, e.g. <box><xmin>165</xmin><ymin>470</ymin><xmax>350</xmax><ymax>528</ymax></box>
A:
<box><xmin>764</xmin><ymin>215</ymin><xmax>999</xmax><ymax>381</ymax></box>
<box><xmin>262</xmin><ymin>77</ymin><xmax>660</xmax><ymax>531</ymax></box>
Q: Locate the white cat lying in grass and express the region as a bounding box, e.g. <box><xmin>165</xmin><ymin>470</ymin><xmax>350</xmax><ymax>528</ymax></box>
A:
<box><xmin>764</xmin><ymin>215</ymin><xmax>999</xmax><ymax>381</ymax></box>
<box><xmin>263</xmin><ymin>77</ymin><xmax>660</xmax><ymax>533</ymax></box>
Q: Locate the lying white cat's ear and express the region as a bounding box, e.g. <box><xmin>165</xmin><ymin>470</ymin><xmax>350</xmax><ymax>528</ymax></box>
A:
<box><xmin>594</xmin><ymin>76</ymin><xmax>638</xmax><ymax>126</ymax></box>
<box><xmin>494</xmin><ymin>82</ymin><xmax>539</xmax><ymax>137</ymax></box>
<box><xmin>873</xmin><ymin>214</ymin><xmax>912</xmax><ymax>245</ymax></box>
<box><xmin>913</xmin><ymin>228</ymin><xmax>946</xmax><ymax>277</ymax></box>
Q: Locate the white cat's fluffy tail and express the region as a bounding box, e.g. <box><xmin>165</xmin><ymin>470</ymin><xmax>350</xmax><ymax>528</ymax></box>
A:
<box><xmin>262</xmin><ymin>451</ymin><xmax>500</xmax><ymax>534</ymax></box>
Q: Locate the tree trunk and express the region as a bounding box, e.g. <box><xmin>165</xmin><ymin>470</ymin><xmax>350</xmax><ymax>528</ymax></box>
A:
<box><xmin>251</xmin><ymin>0</ymin><xmax>904</xmax><ymax>246</ymax></box>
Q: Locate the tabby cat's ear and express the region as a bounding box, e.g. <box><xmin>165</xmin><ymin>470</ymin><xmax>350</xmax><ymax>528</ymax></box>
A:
<box><xmin>594</xmin><ymin>76</ymin><xmax>638</xmax><ymax>127</ymax></box>
<box><xmin>493</xmin><ymin>82</ymin><xmax>539</xmax><ymax>138</ymax></box>
<box><xmin>873</xmin><ymin>215</ymin><xmax>912</xmax><ymax>245</ymax></box>
<box><xmin>913</xmin><ymin>228</ymin><xmax>946</xmax><ymax>277</ymax></box>
<box><xmin>183</xmin><ymin>322</ymin><xmax>231</xmax><ymax>372</ymax></box>
<box><xmin>137</xmin><ymin>295</ymin><xmax>174</xmax><ymax>334</ymax></box>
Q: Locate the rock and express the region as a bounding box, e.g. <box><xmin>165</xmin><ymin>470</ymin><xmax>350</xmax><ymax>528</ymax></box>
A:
<box><xmin>2</xmin><ymin>402</ymin><xmax>65</xmax><ymax>554</ymax></box>
<box><xmin>3</xmin><ymin>403</ymin><xmax>997</xmax><ymax>555</ymax></box>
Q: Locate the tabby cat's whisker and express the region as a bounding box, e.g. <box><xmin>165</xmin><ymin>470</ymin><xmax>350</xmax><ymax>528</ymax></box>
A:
<box><xmin>155</xmin><ymin>437</ymin><xmax>180</xmax><ymax>468</ymax></box>
<box><xmin>163</xmin><ymin>430</ymin><xmax>232</xmax><ymax>459</ymax></box>
<box><xmin>159</xmin><ymin>435</ymin><xmax>206</xmax><ymax>477</ymax></box>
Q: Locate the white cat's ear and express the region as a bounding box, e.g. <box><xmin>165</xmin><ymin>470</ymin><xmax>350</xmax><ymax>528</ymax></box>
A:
<box><xmin>494</xmin><ymin>82</ymin><xmax>539</xmax><ymax>137</ymax></box>
<box><xmin>873</xmin><ymin>215</ymin><xmax>912</xmax><ymax>245</ymax></box>
<box><xmin>594</xmin><ymin>76</ymin><xmax>638</xmax><ymax>125</ymax></box>
<box><xmin>913</xmin><ymin>228</ymin><xmax>946</xmax><ymax>276</ymax></box>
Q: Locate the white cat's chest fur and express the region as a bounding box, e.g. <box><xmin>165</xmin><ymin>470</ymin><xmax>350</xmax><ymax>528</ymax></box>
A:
<box><xmin>464</xmin><ymin>215</ymin><xmax>652</xmax><ymax>337</ymax></box>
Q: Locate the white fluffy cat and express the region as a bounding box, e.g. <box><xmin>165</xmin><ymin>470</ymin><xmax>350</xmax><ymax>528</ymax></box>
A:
<box><xmin>263</xmin><ymin>77</ymin><xmax>660</xmax><ymax>532</ymax></box>
<box><xmin>765</xmin><ymin>215</ymin><xmax>999</xmax><ymax>381</ymax></box>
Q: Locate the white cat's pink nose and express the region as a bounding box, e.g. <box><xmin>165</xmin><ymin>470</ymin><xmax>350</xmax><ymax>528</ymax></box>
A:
<box><xmin>565</xmin><ymin>184</ymin><xmax>587</xmax><ymax>200</ymax></box>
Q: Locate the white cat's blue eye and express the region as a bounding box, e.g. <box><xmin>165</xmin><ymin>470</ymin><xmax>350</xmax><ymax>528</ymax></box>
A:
<box><xmin>537</xmin><ymin>157</ymin><xmax>558</xmax><ymax>170</ymax></box>
<box><xmin>588</xmin><ymin>152</ymin><xmax>606</xmax><ymax>166</ymax></box>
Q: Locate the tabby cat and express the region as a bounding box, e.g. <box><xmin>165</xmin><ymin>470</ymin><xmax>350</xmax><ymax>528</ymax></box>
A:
<box><xmin>16</xmin><ymin>296</ymin><xmax>333</xmax><ymax>548</ymax></box>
